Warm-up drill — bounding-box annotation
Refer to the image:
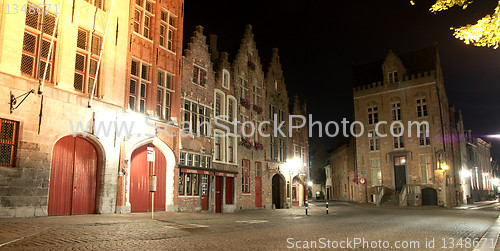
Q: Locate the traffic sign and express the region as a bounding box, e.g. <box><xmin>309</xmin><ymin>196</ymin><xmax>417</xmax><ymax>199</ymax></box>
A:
<box><xmin>360</xmin><ymin>178</ymin><xmax>366</xmax><ymax>184</ymax></box>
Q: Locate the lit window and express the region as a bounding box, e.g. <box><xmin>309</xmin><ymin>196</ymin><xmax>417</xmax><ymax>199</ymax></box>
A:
<box><xmin>420</xmin><ymin>154</ymin><xmax>433</xmax><ymax>184</ymax></box>
<box><xmin>74</xmin><ymin>28</ymin><xmax>102</xmax><ymax>96</ymax></box>
<box><xmin>21</xmin><ymin>7</ymin><xmax>57</xmax><ymax>82</ymax></box>
<box><xmin>160</xmin><ymin>9</ymin><xmax>176</xmax><ymax>51</ymax></box>
<box><xmin>370</xmin><ymin>159</ymin><xmax>381</xmax><ymax>186</ymax></box>
<box><xmin>134</xmin><ymin>0</ymin><xmax>153</xmax><ymax>39</ymax></box>
<box><xmin>129</xmin><ymin>59</ymin><xmax>150</xmax><ymax>113</ymax></box>
<box><xmin>85</xmin><ymin>0</ymin><xmax>104</xmax><ymax>9</ymax></box>
<box><xmin>156</xmin><ymin>69</ymin><xmax>173</xmax><ymax>120</ymax></box>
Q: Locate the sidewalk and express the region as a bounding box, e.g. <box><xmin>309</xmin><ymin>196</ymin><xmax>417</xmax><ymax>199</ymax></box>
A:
<box><xmin>454</xmin><ymin>200</ymin><xmax>499</xmax><ymax>210</ymax></box>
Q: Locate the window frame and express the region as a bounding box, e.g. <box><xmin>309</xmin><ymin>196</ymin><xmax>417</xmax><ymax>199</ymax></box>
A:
<box><xmin>133</xmin><ymin>0</ymin><xmax>154</xmax><ymax>40</ymax></box>
<box><xmin>0</xmin><ymin>119</ymin><xmax>19</xmax><ymax>167</ymax></box>
<box><xmin>242</xmin><ymin>159</ymin><xmax>250</xmax><ymax>193</ymax></box>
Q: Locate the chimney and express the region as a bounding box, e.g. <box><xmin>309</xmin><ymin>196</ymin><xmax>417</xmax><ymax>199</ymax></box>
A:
<box><xmin>209</xmin><ymin>34</ymin><xmax>219</xmax><ymax>60</ymax></box>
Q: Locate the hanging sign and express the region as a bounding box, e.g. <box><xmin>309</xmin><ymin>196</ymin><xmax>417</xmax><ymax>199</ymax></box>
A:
<box><xmin>147</xmin><ymin>147</ymin><xmax>154</xmax><ymax>162</ymax></box>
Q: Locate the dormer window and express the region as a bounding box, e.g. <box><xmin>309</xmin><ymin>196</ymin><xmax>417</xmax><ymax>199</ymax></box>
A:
<box><xmin>388</xmin><ymin>71</ymin><xmax>398</xmax><ymax>83</ymax></box>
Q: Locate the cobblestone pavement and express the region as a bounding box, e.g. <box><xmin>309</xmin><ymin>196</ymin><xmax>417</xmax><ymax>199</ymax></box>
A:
<box><xmin>0</xmin><ymin>202</ymin><xmax>499</xmax><ymax>250</ymax></box>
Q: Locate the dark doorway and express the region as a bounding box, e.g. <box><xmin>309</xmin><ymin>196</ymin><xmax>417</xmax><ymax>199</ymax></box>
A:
<box><xmin>393</xmin><ymin>156</ymin><xmax>407</xmax><ymax>192</ymax></box>
<box><xmin>422</xmin><ymin>188</ymin><xmax>438</xmax><ymax>206</ymax></box>
<box><xmin>215</xmin><ymin>176</ymin><xmax>223</xmax><ymax>213</ymax></box>
<box><xmin>272</xmin><ymin>174</ymin><xmax>284</xmax><ymax>209</ymax></box>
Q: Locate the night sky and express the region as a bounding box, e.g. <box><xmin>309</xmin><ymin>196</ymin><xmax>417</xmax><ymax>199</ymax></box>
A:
<box><xmin>183</xmin><ymin>0</ymin><xmax>500</xmax><ymax>160</ymax></box>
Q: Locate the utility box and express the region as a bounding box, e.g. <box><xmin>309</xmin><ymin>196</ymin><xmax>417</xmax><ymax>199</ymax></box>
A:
<box><xmin>149</xmin><ymin>175</ymin><xmax>157</xmax><ymax>192</ymax></box>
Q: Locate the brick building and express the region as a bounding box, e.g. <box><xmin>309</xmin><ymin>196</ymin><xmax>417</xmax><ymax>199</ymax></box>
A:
<box><xmin>116</xmin><ymin>0</ymin><xmax>184</xmax><ymax>214</ymax></box>
<box><xmin>329</xmin><ymin>137</ymin><xmax>356</xmax><ymax>202</ymax></box>
<box><xmin>351</xmin><ymin>44</ymin><xmax>460</xmax><ymax>207</ymax></box>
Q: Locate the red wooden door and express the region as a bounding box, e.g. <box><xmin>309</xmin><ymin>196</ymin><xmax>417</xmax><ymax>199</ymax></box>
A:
<box><xmin>130</xmin><ymin>145</ymin><xmax>166</xmax><ymax>212</ymax></box>
<box><xmin>49</xmin><ymin>136</ymin><xmax>98</xmax><ymax>216</ymax></box>
<box><xmin>255</xmin><ymin>176</ymin><xmax>262</xmax><ymax>208</ymax></box>
<box><xmin>201</xmin><ymin>175</ymin><xmax>209</xmax><ymax>211</ymax></box>
<box><xmin>215</xmin><ymin>176</ymin><xmax>223</xmax><ymax>213</ymax></box>
<box><xmin>225</xmin><ymin>177</ymin><xmax>233</xmax><ymax>205</ymax></box>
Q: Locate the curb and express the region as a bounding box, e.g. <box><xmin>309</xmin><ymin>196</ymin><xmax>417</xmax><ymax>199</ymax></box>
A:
<box><xmin>473</xmin><ymin>215</ymin><xmax>500</xmax><ymax>251</ymax></box>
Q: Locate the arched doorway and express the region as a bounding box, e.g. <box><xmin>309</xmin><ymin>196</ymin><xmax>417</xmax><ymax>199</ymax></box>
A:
<box><xmin>292</xmin><ymin>176</ymin><xmax>303</xmax><ymax>206</ymax></box>
<box><xmin>130</xmin><ymin>144</ymin><xmax>166</xmax><ymax>212</ymax></box>
<box><xmin>272</xmin><ymin>174</ymin><xmax>284</xmax><ymax>209</ymax></box>
<box><xmin>48</xmin><ymin>136</ymin><xmax>99</xmax><ymax>216</ymax></box>
<box><xmin>422</xmin><ymin>188</ymin><xmax>438</xmax><ymax>206</ymax></box>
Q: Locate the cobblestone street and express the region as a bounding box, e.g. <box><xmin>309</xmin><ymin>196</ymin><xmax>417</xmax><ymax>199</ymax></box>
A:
<box><xmin>0</xmin><ymin>202</ymin><xmax>499</xmax><ymax>250</ymax></box>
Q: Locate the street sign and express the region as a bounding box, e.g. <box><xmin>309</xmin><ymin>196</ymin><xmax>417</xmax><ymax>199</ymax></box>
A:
<box><xmin>147</xmin><ymin>147</ymin><xmax>154</xmax><ymax>162</ymax></box>
<box><xmin>353</xmin><ymin>177</ymin><xmax>358</xmax><ymax>183</ymax></box>
<box><xmin>360</xmin><ymin>178</ymin><xmax>366</xmax><ymax>184</ymax></box>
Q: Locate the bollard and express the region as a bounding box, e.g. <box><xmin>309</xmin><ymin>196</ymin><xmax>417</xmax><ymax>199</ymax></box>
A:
<box><xmin>326</xmin><ymin>201</ymin><xmax>329</xmax><ymax>214</ymax></box>
<box><xmin>305</xmin><ymin>200</ymin><xmax>308</xmax><ymax>216</ymax></box>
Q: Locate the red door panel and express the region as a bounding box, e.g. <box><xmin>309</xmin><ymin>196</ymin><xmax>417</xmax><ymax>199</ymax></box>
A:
<box><xmin>72</xmin><ymin>137</ymin><xmax>98</xmax><ymax>215</ymax></box>
<box><xmin>49</xmin><ymin>136</ymin><xmax>98</xmax><ymax>216</ymax></box>
<box><xmin>255</xmin><ymin>177</ymin><xmax>262</xmax><ymax>208</ymax></box>
<box><xmin>153</xmin><ymin>147</ymin><xmax>166</xmax><ymax>211</ymax></box>
<box><xmin>130</xmin><ymin>145</ymin><xmax>166</xmax><ymax>213</ymax></box>
<box><xmin>225</xmin><ymin>177</ymin><xmax>233</xmax><ymax>205</ymax></box>
<box><xmin>49</xmin><ymin>136</ymin><xmax>75</xmax><ymax>216</ymax></box>
<box><xmin>215</xmin><ymin>176</ymin><xmax>223</xmax><ymax>213</ymax></box>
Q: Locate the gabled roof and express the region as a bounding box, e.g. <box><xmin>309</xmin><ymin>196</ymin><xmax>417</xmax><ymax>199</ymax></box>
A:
<box><xmin>352</xmin><ymin>44</ymin><xmax>438</xmax><ymax>87</ymax></box>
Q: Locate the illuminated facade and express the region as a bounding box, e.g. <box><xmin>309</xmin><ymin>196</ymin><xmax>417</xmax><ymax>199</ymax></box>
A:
<box><xmin>0</xmin><ymin>0</ymin><xmax>130</xmax><ymax>217</ymax></box>
<box><xmin>352</xmin><ymin>45</ymin><xmax>461</xmax><ymax>207</ymax></box>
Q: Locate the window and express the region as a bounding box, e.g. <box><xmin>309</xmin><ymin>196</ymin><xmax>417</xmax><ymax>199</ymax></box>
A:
<box><xmin>215</xmin><ymin>93</ymin><xmax>223</xmax><ymax>117</ymax></box>
<box><xmin>182</xmin><ymin>100</ymin><xmax>210</xmax><ymax>136</ymax></box>
<box><xmin>279</xmin><ymin>109</ymin><xmax>285</xmax><ymax>124</ymax></box>
<box><xmin>274</xmin><ymin>80</ymin><xmax>278</xmax><ymax>90</ymax></box>
<box><xmin>201</xmin><ymin>175</ymin><xmax>208</xmax><ymax>196</ymax></box>
<box><xmin>393</xmin><ymin>127</ymin><xmax>404</xmax><ymax>149</ymax></box>
<box><xmin>242</xmin><ymin>159</ymin><xmax>250</xmax><ymax>193</ymax></box>
<box><xmin>255</xmin><ymin>162</ymin><xmax>262</xmax><ymax>177</ymax></box>
<box><xmin>252</xmin><ymin>84</ymin><xmax>261</xmax><ymax>106</ymax></box>
<box><xmin>85</xmin><ymin>0</ymin><xmax>104</xmax><ymax>9</ymax></box>
<box><xmin>419</xmin><ymin>124</ymin><xmax>431</xmax><ymax>146</ymax></box>
<box><xmin>214</xmin><ymin>133</ymin><xmax>223</xmax><ymax>161</ymax></box>
<box><xmin>159</xmin><ymin>9</ymin><xmax>176</xmax><ymax>51</ymax></box>
<box><xmin>279</xmin><ymin>138</ymin><xmax>285</xmax><ymax>162</ymax></box>
<box><xmin>21</xmin><ymin>8</ymin><xmax>57</xmax><ymax>82</ymax></box>
<box><xmin>187</xmin><ymin>153</ymin><xmax>193</xmax><ymax>166</ymax></box>
<box><xmin>179</xmin><ymin>152</ymin><xmax>186</xmax><ymax>165</ymax></box>
<box><xmin>134</xmin><ymin>0</ymin><xmax>153</xmax><ymax>39</ymax></box>
<box><xmin>222</xmin><ymin>69</ymin><xmax>230</xmax><ymax>89</ymax></box>
<box><xmin>269</xmin><ymin>104</ymin><xmax>276</xmax><ymax>121</ymax></box>
<box><xmin>129</xmin><ymin>59</ymin><xmax>150</xmax><ymax>113</ymax></box>
<box><xmin>369</xmin><ymin>131</ymin><xmax>380</xmax><ymax>151</ymax></box>
<box><xmin>192</xmin><ymin>65</ymin><xmax>207</xmax><ymax>87</ymax></box>
<box><xmin>240</xmin><ymin>77</ymin><xmax>248</xmax><ymax>100</ymax></box>
<box><xmin>178</xmin><ymin>171</ymin><xmax>184</xmax><ymax>195</ymax></box>
<box><xmin>227</xmin><ymin>97</ymin><xmax>236</xmax><ymax>121</ymax></box>
<box><xmin>368</xmin><ymin>106</ymin><xmax>378</xmax><ymax>125</ymax></box>
<box><xmin>416</xmin><ymin>98</ymin><xmax>428</xmax><ymax>117</ymax></box>
<box><xmin>370</xmin><ymin>159</ymin><xmax>381</xmax><ymax>186</ymax></box>
<box><xmin>204</xmin><ymin>156</ymin><xmax>211</xmax><ymax>168</ymax></box>
<box><xmin>388</xmin><ymin>71</ymin><xmax>398</xmax><ymax>83</ymax></box>
<box><xmin>420</xmin><ymin>154</ymin><xmax>433</xmax><ymax>184</ymax></box>
<box><xmin>269</xmin><ymin>137</ymin><xmax>277</xmax><ymax>161</ymax></box>
<box><xmin>0</xmin><ymin>119</ymin><xmax>18</xmax><ymax>167</ymax></box>
<box><xmin>391</xmin><ymin>102</ymin><xmax>401</xmax><ymax>121</ymax></box>
<box><xmin>293</xmin><ymin>144</ymin><xmax>298</xmax><ymax>158</ymax></box>
<box><xmin>185</xmin><ymin>173</ymin><xmax>191</xmax><ymax>195</ymax></box>
<box><xmin>156</xmin><ymin>70</ymin><xmax>173</xmax><ymax>120</ymax></box>
<box><xmin>74</xmin><ymin>28</ymin><xmax>101</xmax><ymax>96</ymax></box>
<box><xmin>194</xmin><ymin>154</ymin><xmax>200</xmax><ymax>167</ymax></box>
<box><xmin>227</xmin><ymin>136</ymin><xmax>235</xmax><ymax>163</ymax></box>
